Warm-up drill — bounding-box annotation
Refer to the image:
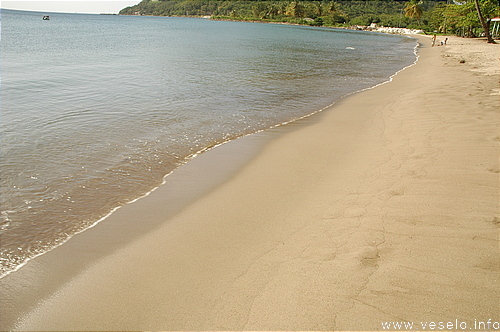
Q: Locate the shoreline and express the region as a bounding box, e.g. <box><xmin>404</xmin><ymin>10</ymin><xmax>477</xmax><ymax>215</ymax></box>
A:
<box><xmin>1</xmin><ymin>35</ymin><xmax>498</xmax><ymax>330</ymax></box>
<box><xmin>0</xmin><ymin>31</ymin><xmax>420</xmax><ymax>281</ymax></box>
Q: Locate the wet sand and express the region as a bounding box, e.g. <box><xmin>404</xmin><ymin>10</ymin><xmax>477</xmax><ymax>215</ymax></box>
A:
<box><xmin>1</xmin><ymin>35</ymin><xmax>498</xmax><ymax>330</ymax></box>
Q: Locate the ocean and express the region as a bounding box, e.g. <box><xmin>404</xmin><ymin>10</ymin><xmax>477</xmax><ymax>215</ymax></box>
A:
<box><xmin>0</xmin><ymin>8</ymin><xmax>418</xmax><ymax>278</ymax></box>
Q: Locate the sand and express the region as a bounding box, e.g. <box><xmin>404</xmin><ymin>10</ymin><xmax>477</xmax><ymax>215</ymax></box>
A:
<box><xmin>1</xmin><ymin>35</ymin><xmax>498</xmax><ymax>331</ymax></box>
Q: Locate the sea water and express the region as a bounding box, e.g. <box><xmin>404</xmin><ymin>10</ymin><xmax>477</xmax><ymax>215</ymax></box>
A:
<box><xmin>0</xmin><ymin>9</ymin><xmax>417</xmax><ymax>277</ymax></box>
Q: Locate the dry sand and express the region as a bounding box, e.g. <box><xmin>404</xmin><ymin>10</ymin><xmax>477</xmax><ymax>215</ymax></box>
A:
<box><xmin>1</xmin><ymin>35</ymin><xmax>498</xmax><ymax>331</ymax></box>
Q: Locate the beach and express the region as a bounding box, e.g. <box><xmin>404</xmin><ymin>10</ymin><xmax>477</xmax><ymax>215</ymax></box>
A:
<box><xmin>1</xmin><ymin>35</ymin><xmax>498</xmax><ymax>330</ymax></box>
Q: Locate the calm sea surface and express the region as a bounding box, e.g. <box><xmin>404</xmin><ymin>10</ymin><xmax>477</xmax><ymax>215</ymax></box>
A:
<box><xmin>0</xmin><ymin>9</ymin><xmax>417</xmax><ymax>277</ymax></box>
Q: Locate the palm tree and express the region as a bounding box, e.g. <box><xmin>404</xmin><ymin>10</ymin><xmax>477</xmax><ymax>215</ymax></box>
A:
<box><xmin>404</xmin><ymin>0</ymin><xmax>424</xmax><ymax>20</ymax></box>
<box><xmin>325</xmin><ymin>1</ymin><xmax>347</xmax><ymax>23</ymax></box>
<box><xmin>325</xmin><ymin>1</ymin><xmax>341</xmax><ymax>16</ymax></box>
<box><xmin>265</xmin><ymin>2</ymin><xmax>281</xmax><ymax>19</ymax></box>
<box><xmin>285</xmin><ymin>1</ymin><xmax>305</xmax><ymax>18</ymax></box>
<box><xmin>473</xmin><ymin>0</ymin><xmax>496</xmax><ymax>43</ymax></box>
<box><xmin>312</xmin><ymin>2</ymin><xmax>324</xmax><ymax>17</ymax></box>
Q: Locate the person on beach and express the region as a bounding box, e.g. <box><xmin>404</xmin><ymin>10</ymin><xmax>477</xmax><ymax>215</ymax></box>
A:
<box><xmin>432</xmin><ymin>34</ymin><xmax>437</xmax><ymax>47</ymax></box>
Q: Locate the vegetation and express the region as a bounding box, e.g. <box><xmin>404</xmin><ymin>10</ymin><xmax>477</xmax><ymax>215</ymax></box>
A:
<box><xmin>427</xmin><ymin>0</ymin><xmax>499</xmax><ymax>41</ymax></box>
<box><xmin>404</xmin><ymin>0</ymin><xmax>423</xmax><ymax>20</ymax></box>
<box><xmin>119</xmin><ymin>0</ymin><xmax>500</xmax><ymax>41</ymax></box>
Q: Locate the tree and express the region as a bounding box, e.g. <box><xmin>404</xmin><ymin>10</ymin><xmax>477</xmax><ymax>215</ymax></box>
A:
<box><xmin>253</xmin><ymin>2</ymin><xmax>269</xmax><ymax>19</ymax></box>
<box><xmin>310</xmin><ymin>1</ymin><xmax>324</xmax><ymax>17</ymax></box>
<box><xmin>428</xmin><ymin>0</ymin><xmax>499</xmax><ymax>39</ymax></box>
<box><xmin>474</xmin><ymin>0</ymin><xmax>497</xmax><ymax>43</ymax></box>
<box><xmin>404</xmin><ymin>0</ymin><xmax>424</xmax><ymax>19</ymax></box>
<box><xmin>285</xmin><ymin>1</ymin><xmax>306</xmax><ymax>18</ymax></box>
<box><xmin>323</xmin><ymin>1</ymin><xmax>348</xmax><ymax>23</ymax></box>
<box><xmin>265</xmin><ymin>2</ymin><xmax>283</xmax><ymax>19</ymax></box>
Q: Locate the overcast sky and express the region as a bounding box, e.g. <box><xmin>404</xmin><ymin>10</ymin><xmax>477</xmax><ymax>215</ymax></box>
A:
<box><xmin>1</xmin><ymin>1</ymin><xmax>141</xmax><ymax>14</ymax></box>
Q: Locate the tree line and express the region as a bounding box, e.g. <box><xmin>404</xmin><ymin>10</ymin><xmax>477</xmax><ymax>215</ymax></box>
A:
<box><xmin>119</xmin><ymin>0</ymin><xmax>499</xmax><ymax>40</ymax></box>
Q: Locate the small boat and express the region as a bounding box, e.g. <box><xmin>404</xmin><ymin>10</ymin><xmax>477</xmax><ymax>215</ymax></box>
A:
<box><xmin>42</xmin><ymin>15</ymin><xmax>50</xmax><ymax>20</ymax></box>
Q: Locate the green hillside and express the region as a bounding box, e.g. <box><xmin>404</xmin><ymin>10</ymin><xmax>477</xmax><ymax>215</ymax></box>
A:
<box><xmin>119</xmin><ymin>0</ymin><xmax>500</xmax><ymax>36</ymax></box>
